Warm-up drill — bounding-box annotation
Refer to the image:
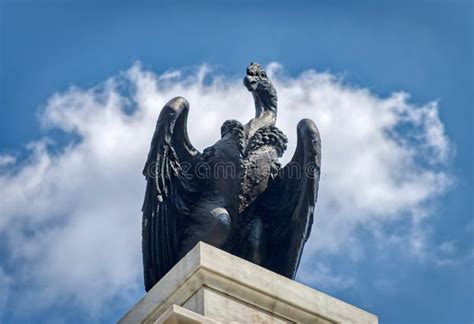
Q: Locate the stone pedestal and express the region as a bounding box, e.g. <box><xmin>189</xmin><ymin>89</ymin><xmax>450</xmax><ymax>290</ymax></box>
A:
<box><xmin>118</xmin><ymin>242</ymin><xmax>378</xmax><ymax>324</ymax></box>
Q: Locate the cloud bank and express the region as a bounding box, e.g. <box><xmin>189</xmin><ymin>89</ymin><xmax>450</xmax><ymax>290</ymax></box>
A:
<box><xmin>0</xmin><ymin>63</ymin><xmax>451</xmax><ymax>321</ymax></box>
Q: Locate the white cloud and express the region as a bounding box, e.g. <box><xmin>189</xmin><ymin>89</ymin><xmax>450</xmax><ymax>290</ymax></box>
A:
<box><xmin>0</xmin><ymin>62</ymin><xmax>451</xmax><ymax>320</ymax></box>
<box><xmin>439</xmin><ymin>241</ymin><xmax>457</xmax><ymax>255</ymax></box>
<box><xmin>0</xmin><ymin>154</ymin><xmax>16</xmax><ymax>167</ymax></box>
<box><xmin>298</xmin><ymin>262</ymin><xmax>354</xmax><ymax>291</ymax></box>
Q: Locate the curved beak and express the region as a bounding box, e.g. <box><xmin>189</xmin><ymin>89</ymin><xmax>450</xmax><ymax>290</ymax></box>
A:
<box><xmin>243</xmin><ymin>75</ymin><xmax>258</xmax><ymax>92</ymax></box>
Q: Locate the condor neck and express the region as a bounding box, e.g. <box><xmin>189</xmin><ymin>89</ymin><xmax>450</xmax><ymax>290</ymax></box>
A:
<box><xmin>245</xmin><ymin>94</ymin><xmax>277</xmax><ymax>139</ymax></box>
<box><xmin>253</xmin><ymin>93</ymin><xmax>277</xmax><ymax>120</ymax></box>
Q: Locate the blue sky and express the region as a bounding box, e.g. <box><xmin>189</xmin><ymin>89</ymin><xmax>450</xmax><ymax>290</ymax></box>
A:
<box><xmin>0</xmin><ymin>0</ymin><xmax>473</xmax><ymax>323</ymax></box>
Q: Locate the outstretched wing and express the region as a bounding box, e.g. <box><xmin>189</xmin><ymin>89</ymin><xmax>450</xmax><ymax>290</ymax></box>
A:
<box><xmin>142</xmin><ymin>96</ymin><xmax>200</xmax><ymax>291</ymax></box>
<box><xmin>255</xmin><ymin>118</ymin><xmax>321</xmax><ymax>279</ymax></box>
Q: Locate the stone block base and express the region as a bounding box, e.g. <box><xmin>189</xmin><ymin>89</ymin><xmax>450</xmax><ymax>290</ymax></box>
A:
<box><xmin>118</xmin><ymin>242</ymin><xmax>378</xmax><ymax>323</ymax></box>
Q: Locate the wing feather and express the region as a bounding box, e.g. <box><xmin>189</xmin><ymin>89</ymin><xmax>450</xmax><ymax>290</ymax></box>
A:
<box><xmin>142</xmin><ymin>97</ymin><xmax>199</xmax><ymax>291</ymax></box>
<box><xmin>255</xmin><ymin>118</ymin><xmax>321</xmax><ymax>279</ymax></box>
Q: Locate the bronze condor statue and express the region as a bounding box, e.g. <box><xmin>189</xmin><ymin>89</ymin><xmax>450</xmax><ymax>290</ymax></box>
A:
<box><xmin>141</xmin><ymin>63</ymin><xmax>321</xmax><ymax>291</ymax></box>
